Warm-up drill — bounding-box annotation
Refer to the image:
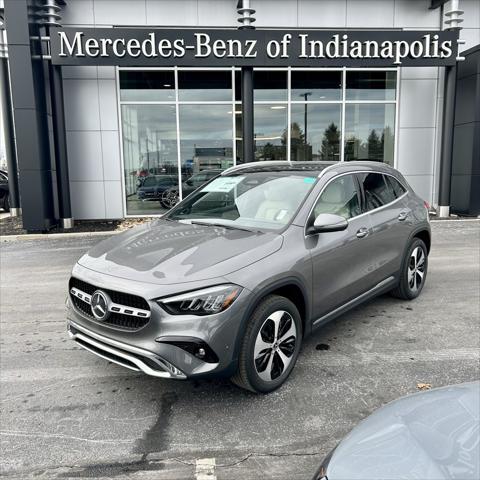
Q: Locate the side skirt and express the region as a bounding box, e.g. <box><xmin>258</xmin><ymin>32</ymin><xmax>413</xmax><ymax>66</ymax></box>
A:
<box><xmin>311</xmin><ymin>276</ymin><xmax>397</xmax><ymax>331</ymax></box>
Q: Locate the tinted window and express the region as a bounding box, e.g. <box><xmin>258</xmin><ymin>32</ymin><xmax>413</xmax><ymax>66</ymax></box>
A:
<box><xmin>386</xmin><ymin>175</ymin><xmax>407</xmax><ymax>198</ymax></box>
<box><xmin>313</xmin><ymin>175</ymin><xmax>361</xmax><ymax>220</ymax></box>
<box><xmin>291</xmin><ymin>71</ymin><xmax>342</xmax><ymax>101</ymax></box>
<box><xmin>346</xmin><ymin>71</ymin><xmax>396</xmax><ymax>101</ymax></box>
<box><xmin>120</xmin><ymin>71</ymin><xmax>175</xmax><ymax>102</ymax></box>
<box><xmin>178</xmin><ymin>71</ymin><xmax>231</xmax><ymax>101</ymax></box>
<box><xmin>361</xmin><ymin>173</ymin><xmax>396</xmax><ymax>210</ymax></box>
<box><xmin>253</xmin><ymin>71</ymin><xmax>287</xmax><ymax>102</ymax></box>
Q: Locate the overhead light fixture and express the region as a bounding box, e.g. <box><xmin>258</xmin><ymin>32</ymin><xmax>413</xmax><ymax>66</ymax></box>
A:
<box><xmin>270</xmin><ymin>106</ymin><xmax>286</xmax><ymax>110</ymax></box>
<box><xmin>163</xmin><ymin>84</ymin><xmax>171</xmax><ymax>87</ymax></box>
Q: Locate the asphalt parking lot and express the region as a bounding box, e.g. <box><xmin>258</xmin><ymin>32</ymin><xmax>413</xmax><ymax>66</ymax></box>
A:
<box><xmin>1</xmin><ymin>220</ymin><xmax>479</xmax><ymax>479</ymax></box>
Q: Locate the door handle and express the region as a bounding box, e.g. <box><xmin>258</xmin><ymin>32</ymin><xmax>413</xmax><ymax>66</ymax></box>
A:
<box><xmin>356</xmin><ymin>227</ymin><xmax>369</xmax><ymax>239</ymax></box>
<box><xmin>398</xmin><ymin>211</ymin><xmax>409</xmax><ymax>221</ymax></box>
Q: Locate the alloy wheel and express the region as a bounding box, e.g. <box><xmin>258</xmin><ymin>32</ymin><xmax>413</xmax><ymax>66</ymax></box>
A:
<box><xmin>161</xmin><ymin>190</ymin><xmax>179</xmax><ymax>209</ymax></box>
<box><xmin>254</xmin><ymin>310</ymin><xmax>297</xmax><ymax>382</ymax></box>
<box><xmin>408</xmin><ymin>246</ymin><xmax>426</xmax><ymax>292</ymax></box>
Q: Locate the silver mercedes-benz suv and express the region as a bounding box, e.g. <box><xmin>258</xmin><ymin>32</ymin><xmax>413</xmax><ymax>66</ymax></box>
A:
<box><xmin>67</xmin><ymin>161</ymin><xmax>431</xmax><ymax>393</ymax></box>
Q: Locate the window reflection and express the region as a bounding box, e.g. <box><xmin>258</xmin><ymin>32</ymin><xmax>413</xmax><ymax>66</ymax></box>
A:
<box><xmin>290</xmin><ymin>104</ymin><xmax>341</xmax><ymax>162</ymax></box>
<box><xmin>254</xmin><ymin>105</ymin><xmax>287</xmax><ymax>161</ymax></box>
<box><xmin>178</xmin><ymin>71</ymin><xmax>231</xmax><ymax>102</ymax></box>
<box><xmin>119</xmin><ymin>69</ymin><xmax>398</xmax><ymax>216</ymax></box>
<box><xmin>179</xmin><ymin>104</ymin><xmax>233</xmax><ymax>183</ymax></box>
<box><xmin>346</xmin><ymin>71</ymin><xmax>396</xmax><ymax>101</ymax></box>
<box><xmin>344</xmin><ymin>104</ymin><xmax>395</xmax><ymax>165</ymax></box>
<box><xmin>121</xmin><ymin>105</ymin><xmax>178</xmax><ymax>215</ymax></box>
<box><xmin>254</xmin><ymin>71</ymin><xmax>287</xmax><ymax>102</ymax></box>
<box><xmin>120</xmin><ymin>71</ymin><xmax>175</xmax><ymax>102</ymax></box>
<box><xmin>291</xmin><ymin>71</ymin><xmax>342</xmax><ymax>101</ymax></box>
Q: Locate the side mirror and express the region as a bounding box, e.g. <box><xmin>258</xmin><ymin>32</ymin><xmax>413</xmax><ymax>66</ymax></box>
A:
<box><xmin>307</xmin><ymin>213</ymin><xmax>348</xmax><ymax>235</ymax></box>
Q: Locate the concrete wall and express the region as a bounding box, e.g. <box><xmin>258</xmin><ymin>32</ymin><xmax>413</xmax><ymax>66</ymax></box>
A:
<box><xmin>59</xmin><ymin>0</ymin><xmax>479</xmax><ymax>218</ymax></box>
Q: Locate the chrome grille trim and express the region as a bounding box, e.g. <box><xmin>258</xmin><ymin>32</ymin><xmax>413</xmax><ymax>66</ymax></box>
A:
<box><xmin>70</xmin><ymin>287</ymin><xmax>151</xmax><ymax>319</ymax></box>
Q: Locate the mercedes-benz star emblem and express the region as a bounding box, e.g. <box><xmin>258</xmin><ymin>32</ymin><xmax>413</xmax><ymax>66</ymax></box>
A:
<box><xmin>91</xmin><ymin>290</ymin><xmax>109</xmax><ymax>321</ymax></box>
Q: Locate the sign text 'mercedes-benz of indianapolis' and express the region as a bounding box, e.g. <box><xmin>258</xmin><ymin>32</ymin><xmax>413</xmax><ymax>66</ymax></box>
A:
<box><xmin>50</xmin><ymin>28</ymin><xmax>461</xmax><ymax>67</ymax></box>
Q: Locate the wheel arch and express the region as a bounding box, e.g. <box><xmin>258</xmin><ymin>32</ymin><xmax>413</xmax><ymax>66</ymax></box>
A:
<box><xmin>232</xmin><ymin>277</ymin><xmax>311</xmax><ymax>363</ymax></box>
<box><xmin>413</xmin><ymin>228</ymin><xmax>431</xmax><ymax>254</ymax></box>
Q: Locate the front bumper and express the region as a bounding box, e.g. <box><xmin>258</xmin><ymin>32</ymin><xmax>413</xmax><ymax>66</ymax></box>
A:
<box><xmin>68</xmin><ymin>320</ymin><xmax>186</xmax><ymax>379</ymax></box>
<box><xmin>66</xmin><ymin>265</ymin><xmax>250</xmax><ymax>379</ymax></box>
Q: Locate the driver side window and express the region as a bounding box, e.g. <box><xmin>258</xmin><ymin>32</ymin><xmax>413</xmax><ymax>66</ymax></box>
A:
<box><xmin>313</xmin><ymin>175</ymin><xmax>361</xmax><ymax>220</ymax></box>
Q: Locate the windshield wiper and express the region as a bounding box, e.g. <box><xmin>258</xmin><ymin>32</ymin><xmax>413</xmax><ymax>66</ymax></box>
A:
<box><xmin>189</xmin><ymin>220</ymin><xmax>257</xmax><ymax>233</ymax></box>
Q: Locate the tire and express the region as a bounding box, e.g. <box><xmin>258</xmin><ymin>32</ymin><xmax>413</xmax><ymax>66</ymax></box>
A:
<box><xmin>231</xmin><ymin>295</ymin><xmax>303</xmax><ymax>393</ymax></box>
<box><xmin>2</xmin><ymin>194</ymin><xmax>9</xmax><ymax>213</ymax></box>
<box><xmin>391</xmin><ymin>238</ymin><xmax>428</xmax><ymax>300</ymax></box>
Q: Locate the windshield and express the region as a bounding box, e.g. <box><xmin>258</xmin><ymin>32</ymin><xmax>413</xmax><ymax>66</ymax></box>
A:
<box><xmin>167</xmin><ymin>171</ymin><xmax>317</xmax><ymax>231</ymax></box>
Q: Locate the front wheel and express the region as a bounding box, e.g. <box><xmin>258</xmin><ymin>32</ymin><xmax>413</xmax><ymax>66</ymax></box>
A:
<box><xmin>391</xmin><ymin>238</ymin><xmax>428</xmax><ymax>300</ymax></box>
<box><xmin>231</xmin><ymin>295</ymin><xmax>302</xmax><ymax>393</ymax></box>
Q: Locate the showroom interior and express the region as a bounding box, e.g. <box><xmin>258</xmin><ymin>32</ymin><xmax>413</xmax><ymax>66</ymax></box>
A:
<box><xmin>1</xmin><ymin>0</ymin><xmax>479</xmax><ymax>231</ymax></box>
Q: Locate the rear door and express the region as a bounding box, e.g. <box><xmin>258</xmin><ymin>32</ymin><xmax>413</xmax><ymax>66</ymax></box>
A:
<box><xmin>356</xmin><ymin>172</ymin><xmax>411</xmax><ymax>285</ymax></box>
<box><xmin>308</xmin><ymin>173</ymin><xmax>375</xmax><ymax>319</ymax></box>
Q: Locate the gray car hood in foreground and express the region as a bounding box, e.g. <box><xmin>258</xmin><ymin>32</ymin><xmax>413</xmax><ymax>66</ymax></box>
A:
<box><xmin>323</xmin><ymin>382</ymin><xmax>480</xmax><ymax>480</ymax></box>
<box><xmin>77</xmin><ymin>219</ymin><xmax>283</xmax><ymax>284</ymax></box>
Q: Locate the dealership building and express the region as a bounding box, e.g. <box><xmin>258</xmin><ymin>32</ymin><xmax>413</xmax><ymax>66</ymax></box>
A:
<box><xmin>1</xmin><ymin>0</ymin><xmax>479</xmax><ymax>231</ymax></box>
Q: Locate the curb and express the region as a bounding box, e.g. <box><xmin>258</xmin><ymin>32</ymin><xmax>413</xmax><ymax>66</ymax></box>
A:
<box><xmin>0</xmin><ymin>230</ymin><xmax>121</xmax><ymax>242</ymax></box>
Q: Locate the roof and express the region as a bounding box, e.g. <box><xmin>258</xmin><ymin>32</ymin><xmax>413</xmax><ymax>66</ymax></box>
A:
<box><xmin>222</xmin><ymin>161</ymin><xmax>335</xmax><ymax>175</ymax></box>
<box><xmin>223</xmin><ymin>160</ymin><xmax>397</xmax><ymax>176</ymax></box>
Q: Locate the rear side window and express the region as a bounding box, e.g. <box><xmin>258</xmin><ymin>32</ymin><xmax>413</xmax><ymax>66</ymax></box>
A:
<box><xmin>386</xmin><ymin>175</ymin><xmax>407</xmax><ymax>198</ymax></box>
<box><xmin>360</xmin><ymin>173</ymin><xmax>396</xmax><ymax>211</ymax></box>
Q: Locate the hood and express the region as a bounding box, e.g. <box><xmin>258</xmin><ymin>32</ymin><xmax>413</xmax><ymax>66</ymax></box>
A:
<box><xmin>77</xmin><ymin>219</ymin><xmax>283</xmax><ymax>284</ymax></box>
<box><xmin>325</xmin><ymin>382</ymin><xmax>480</xmax><ymax>480</ymax></box>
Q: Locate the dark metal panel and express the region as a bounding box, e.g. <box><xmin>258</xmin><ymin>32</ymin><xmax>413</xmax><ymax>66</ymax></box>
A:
<box><xmin>49</xmin><ymin>64</ymin><xmax>72</xmax><ymax>219</ymax></box>
<box><xmin>0</xmin><ymin>57</ymin><xmax>21</xmax><ymax>210</ymax></box>
<box><xmin>241</xmin><ymin>67</ymin><xmax>254</xmax><ymax>164</ymax></box>
<box><xmin>4</xmin><ymin>0</ymin><xmax>57</xmax><ymax>230</ymax></box>
<box><xmin>5</xmin><ymin>45</ymin><xmax>36</xmax><ymax>109</ymax></box>
<box><xmin>438</xmin><ymin>65</ymin><xmax>457</xmax><ymax>208</ymax></box>
<box><xmin>450</xmin><ymin>47</ymin><xmax>480</xmax><ymax>216</ymax></box>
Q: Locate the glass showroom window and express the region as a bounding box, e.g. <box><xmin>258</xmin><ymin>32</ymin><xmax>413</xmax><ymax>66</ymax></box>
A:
<box><xmin>120</xmin><ymin>70</ymin><xmax>175</xmax><ymax>102</ymax></box>
<box><xmin>120</xmin><ymin>69</ymin><xmax>235</xmax><ymax>216</ymax></box>
<box><xmin>235</xmin><ymin>70</ymin><xmax>289</xmax><ymax>163</ymax></box>
<box><xmin>121</xmin><ymin>104</ymin><xmax>178</xmax><ymax>215</ymax></box>
<box><xmin>177</xmin><ymin>70</ymin><xmax>234</xmax><ymax>206</ymax></box>
<box><xmin>290</xmin><ymin>104</ymin><xmax>341</xmax><ymax>161</ymax></box>
<box><xmin>344</xmin><ymin>71</ymin><xmax>397</xmax><ymax>165</ymax></box>
<box><xmin>290</xmin><ymin>71</ymin><xmax>342</xmax><ymax>162</ymax></box>
<box><xmin>344</xmin><ymin>104</ymin><xmax>396</xmax><ymax>164</ymax></box>
<box><xmin>119</xmin><ymin>68</ymin><xmax>397</xmax><ymax>216</ymax></box>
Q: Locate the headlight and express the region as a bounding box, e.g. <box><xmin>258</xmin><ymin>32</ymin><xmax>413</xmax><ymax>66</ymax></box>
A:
<box><xmin>157</xmin><ymin>284</ymin><xmax>242</xmax><ymax>316</ymax></box>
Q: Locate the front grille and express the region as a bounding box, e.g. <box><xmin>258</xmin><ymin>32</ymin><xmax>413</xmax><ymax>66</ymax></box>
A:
<box><xmin>69</xmin><ymin>277</ymin><xmax>150</xmax><ymax>331</ymax></box>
